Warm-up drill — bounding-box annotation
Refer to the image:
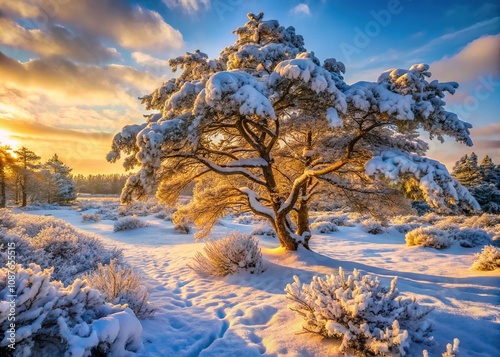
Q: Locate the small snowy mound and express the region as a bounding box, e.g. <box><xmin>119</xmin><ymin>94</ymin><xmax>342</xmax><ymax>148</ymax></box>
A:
<box><xmin>86</xmin><ymin>259</ymin><xmax>156</xmax><ymax>319</ymax></box>
<box><xmin>405</xmin><ymin>227</ymin><xmax>454</xmax><ymax>249</ymax></box>
<box><xmin>189</xmin><ymin>232</ymin><xmax>266</xmax><ymax>277</ymax></box>
<box><xmin>310</xmin><ymin>221</ymin><xmax>339</xmax><ymax>234</ymax></box>
<box><xmin>82</xmin><ymin>213</ymin><xmax>102</xmax><ymax>222</ymax></box>
<box><xmin>472</xmin><ymin>245</ymin><xmax>500</xmax><ymax>271</ymax></box>
<box><xmin>285</xmin><ymin>268</ymin><xmax>433</xmax><ymax>356</ymax></box>
<box><xmin>113</xmin><ymin>216</ymin><xmax>149</xmax><ymax>232</ymax></box>
<box><xmin>453</xmin><ymin>228</ymin><xmax>492</xmax><ymax>248</ymax></box>
<box><xmin>361</xmin><ymin>220</ymin><xmax>386</xmax><ymax>235</ymax></box>
<box><xmin>0</xmin><ymin>264</ymin><xmax>142</xmax><ymax>357</ymax></box>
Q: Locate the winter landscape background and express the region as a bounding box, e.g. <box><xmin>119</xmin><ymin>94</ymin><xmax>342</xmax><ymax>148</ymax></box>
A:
<box><xmin>1</xmin><ymin>0</ymin><xmax>500</xmax><ymax>356</ymax></box>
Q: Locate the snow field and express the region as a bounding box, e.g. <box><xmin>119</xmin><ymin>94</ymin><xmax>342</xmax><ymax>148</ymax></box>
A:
<box><xmin>8</xmin><ymin>205</ymin><xmax>500</xmax><ymax>356</ymax></box>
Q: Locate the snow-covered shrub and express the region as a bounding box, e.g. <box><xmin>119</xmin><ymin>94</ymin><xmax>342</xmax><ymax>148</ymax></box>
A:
<box><xmin>285</xmin><ymin>268</ymin><xmax>433</xmax><ymax>356</ymax></box>
<box><xmin>361</xmin><ymin>220</ymin><xmax>386</xmax><ymax>235</ymax></box>
<box><xmin>453</xmin><ymin>229</ymin><xmax>492</xmax><ymax>248</ymax></box>
<box><xmin>421</xmin><ymin>212</ymin><xmax>443</xmax><ymax>225</ymax></box>
<box><xmin>118</xmin><ymin>198</ymin><xmax>168</xmax><ymax>217</ymax></box>
<box><xmin>441</xmin><ymin>338</ymin><xmax>460</xmax><ymax>357</ymax></box>
<box><xmin>190</xmin><ymin>232</ymin><xmax>266</xmax><ymax>277</ymax></box>
<box><xmin>0</xmin><ymin>213</ymin><xmax>122</xmax><ymax>285</ymax></box>
<box><xmin>234</xmin><ymin>213</ymin><xmax>263</xmax><ymax>225</ymax></box>
<box><xmin>113</xmin><ymin>216</ymin><xmax>148</xmax><ymax>232</ymax></box>
<box><xmin>86</xmin><ymin>259</ymin><xmax>155</xmax><ymax>319</ymax></box>
<box><xmin>472</xmin><ymin>245</ymin><xmax>500</xmax><ymax>271</ymax></box>
<box><xmin>32</xmin><ymin>226</ymin><xmax>122</xmax><ymax>284</ymax></box>
<box><xmin>251</xmin><ymin>224</ymin><xmax>276</xmax><ymax>237</ymax></box>
<box><xmin>310</xmin><ymin>221</ymin><xmax>339</xmax><ymax>234</ymax></box>
<box><xmin>0</xmin><ymin>264</ymin><xmax>142</xmax><ymax>357</ymax></box>
<box><xmin>82</xmin><ymin>213</ymin><xmax>102</xmax><ymax>222</ymax></box>
<box><xmin>405</xmin><ymin>228</ymin><xmax>454</xmax><ymax>249</ymax></box>
<box><xmin>393</xmin><ymin>223</ymin><xmax>421</xmax><ymax>234</ymax></box>
<box><xmin>0</xmin><ymin>209</ymin><xmax>15</xmax><ymax>229</ymax></box>
<box><xmin>20</xmin><ymin>202</ymin><xmax>60</xmax><ymax>211</ymax></box>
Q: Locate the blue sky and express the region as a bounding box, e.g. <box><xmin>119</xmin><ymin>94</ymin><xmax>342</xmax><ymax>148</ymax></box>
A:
<box><xmin>0</xmin><ymin>0</ymin><xmax>498</xmax><ymax>174</ymax></box>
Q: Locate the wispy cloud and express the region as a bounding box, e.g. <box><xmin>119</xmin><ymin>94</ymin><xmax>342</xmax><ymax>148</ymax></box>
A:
<box><xmin>291</xmin><ymin>4</ymin><xmax>311</xmax><ymax>16</ymax></box>
<box><xmin>132</xmin><ymin>52</ymin><xmax>170</xmax><ymax>69</ymax></box>
<box><xmin>408</xmin><ymin>17</ymin><xmax>500</xmax><ymax>57</ymax></box>
<box><xmin>162</xmin><ymin>0</ymin><xmax>211</xmax><ymax>13</ymax></box>
<box><xmin>430</xmin><ymin>35</ymin><xmax>500</xmax><ymax>83</ymax></box>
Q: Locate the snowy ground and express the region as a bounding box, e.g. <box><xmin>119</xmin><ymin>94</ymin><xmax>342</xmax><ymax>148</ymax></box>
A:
<box><xmin>23</xmin><ymin>205</ymin><xmax>500</xmax><ymax>357</ymax></box>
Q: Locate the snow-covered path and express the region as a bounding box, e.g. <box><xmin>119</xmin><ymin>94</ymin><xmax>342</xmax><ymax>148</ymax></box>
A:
<box><xmin>27</xmin><ymin>208</ymin><xmax>500</xmax><ymax>356</ymax></box>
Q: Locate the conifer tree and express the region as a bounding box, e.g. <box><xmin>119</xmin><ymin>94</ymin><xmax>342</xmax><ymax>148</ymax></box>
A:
<box><xmin>14</xmin><ymin>146</ymin><xmax>40</xmax><ymax>207</ymax></box>
<box><xmin>109</xmin><ymin>13</ymin><xmax>479</xmax><ymax>250</ymax></box>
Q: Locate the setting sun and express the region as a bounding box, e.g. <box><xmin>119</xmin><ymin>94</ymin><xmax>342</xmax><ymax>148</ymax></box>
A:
<box><xmin>0</xmin><ymin>129</ymin><xmax>19</xmax><ymax>149</ymax></box>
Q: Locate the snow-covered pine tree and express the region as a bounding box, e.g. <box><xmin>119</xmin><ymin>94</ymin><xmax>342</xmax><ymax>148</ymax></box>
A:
<box><xmin>42</xmin><ymin>154</ymin><xmax>76</xmax><ymax>204</ymax></box>
<box><xmin>108</xmin><ymin>13</ymin><xmax>479</xmax><ymax>251</ymax></box>
<box><xmin>451</xmin><ymin>152</ymin><xmax>481</xmax><ymax>188</ymax></box>
<box><xmin>452</xmin><ymin>154</ymin><xmax>500</xmax><ymax>213</ymax></box>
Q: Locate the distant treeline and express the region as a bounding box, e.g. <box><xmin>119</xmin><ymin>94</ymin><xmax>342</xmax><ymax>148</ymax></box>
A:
<box><xmin>73</xmin><ymin>174</ymin><xmax>129</xmax><ymax>195</ymax></box>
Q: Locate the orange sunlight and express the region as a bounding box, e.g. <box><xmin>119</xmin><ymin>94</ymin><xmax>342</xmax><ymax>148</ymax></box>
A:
<box><xmin>0</xmin><ymin>129</ymin><xmax>19</xmax><ymax>149</ymax></box>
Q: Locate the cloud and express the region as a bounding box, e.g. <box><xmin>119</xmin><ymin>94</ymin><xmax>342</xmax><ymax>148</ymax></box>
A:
<box><xmin>0</xmin><ymin>51</ymin><xmax>164</xmax><ymax>106</ymax></box>
<box><xmin>132</xmin><ymin>52</ymin><xmax>169</xmax><ymax>69</ymax></box>
<box><xmin>162</xmin><ymin>0</ymin><xmax>210</xmax><ymax>13</ymax></box>
<box><xmin>0</xmin><ymin>18</ymin><xmax>120</xmax><ymax>64</ymax></box>
<box><xmin>408</xmin><ymin>17</ymin><xmax>499</xmax><ymax>57</ymax></box>
<box><xmin>429</xmin><ymin>35</ymin><xmax>500</xmax><ymax>83</ymax></box>
<box><xmin>291</xmin><ymin>4</ymin><xmax>311</xmax><ymax>16</ymax></box>
<box><xmin>1</xmin><ymin>0</ymin><xmax>184</xmax><ymax>53</ymax></box>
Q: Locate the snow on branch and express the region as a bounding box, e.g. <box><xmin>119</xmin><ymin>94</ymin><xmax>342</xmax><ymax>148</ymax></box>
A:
<box><xmin>346</xmin><ymin>81</ymin><xmax>414</xmax><ymax>120</ymax></box>
<box><xmin>199</xmin><ymin>71</ymin><xmax>276</xmax><ymax>119</ymax></box>
<box><xmin>239</xmin><ymin>187</ymin><xmax>275</xmax><ymax>220</ymax></box>
<box><xmin>378</xmin><ymin>63</ymin><xmax>473</xmax><ymax>146</ymax></box>
<box><xmin>365</xmin><ymin>150</ymin><xmax>480</xmax><ymax>212</ymax></box>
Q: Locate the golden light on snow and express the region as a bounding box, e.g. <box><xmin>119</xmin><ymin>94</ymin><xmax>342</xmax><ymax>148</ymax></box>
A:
<box><xmin>0</xmin><ymin>129</ymin><xmax>19</xmax><ymax>149</ymax></box>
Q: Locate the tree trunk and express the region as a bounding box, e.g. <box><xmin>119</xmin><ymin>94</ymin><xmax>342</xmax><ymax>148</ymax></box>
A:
<box><xmin>21</xmin><ymin>175</ymin><xmax>27</xmax><ymax>207</ymax></box>
<box><xmin>0</xmin><ymin>167</ymin><xmax>6</xmax><ymax>208</ymax></box>
<box><xmin>275</xmin><ymin>213</ymin><xmax>299</xmax><ymax>250</ymax></box>
<box><xmin>274</xmin><ymin>212</ymin><xmax>310</xmax><ymax>251</ymax></box>
<box><xmin>296</xmin><ymin>195</ymin><xmax>310</xmax><ymax>237</ymax></box>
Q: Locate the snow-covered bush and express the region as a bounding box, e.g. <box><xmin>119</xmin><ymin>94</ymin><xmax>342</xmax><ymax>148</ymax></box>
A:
<box><xmin>0</xmin><ymin>264</ymin><xmax>143</xmax><ymax>357</ymax></box>
<box><xmin>393</xmin><ymin>223</ymin><xmax>421</xmax><ymax>234</ymax></box>
<box><xmin>405</xmin><ymin>228</ymin><xmax>454</xmax><ymax>249</ymax></box>
<box><xmin>32</xmin><ymin>226</ymin><xmax>121</xmax><ymax>284</ymax></box>
<box><xmin>82</xmin><ymin>213</ymin><xmax>102</xmax><ymax>222</ymax></box>
<box><xmin>251</xmin><ymin>224</ymin><xmax>276</xmax><ymax>237</ymax></box>
<box><xmin>190</xmin><ymin>232</ymin><xmax>266</xmax><ymax>277</ymax></box>
<box><xmin>310</xmin><ymin>221</ymin><xmax>339</xmax><ymax>234</ymax></box>
<box><xmin>86</xmin><ymin>259</ymin><xmax>155</xmax><ymax>319</ymax></box>
<box><xmin>118</xmin><ymin>198</ymin><xmax>169</xmax><ymax>217</ymax></box>
<box><xmin>312</xmin><ymin>213</ymin><xmax>355</xmax><ymax>227</ymax></box>
<box><xmin>0</xmin><ymin>213</ymin><xmax>122</xmax><ymax>285</ymax></box>
<box><xmin>113</xmin><ymin>216</ymin><xmax>148</xmax><ymax>232</ymax></box>
<box><xmin>472</xmin><ymin>245</ymin><xmax>500</xmax><ymax>271</ymax></box>
<box><xmin>466</xmin><ymin>213</ymin><xmax>500</xmax><ymax>228</ymax></box>
<box><xmin>361</xmin><ymin>220</ymin><xmax>386</xmax><ymax>235</ymax></box>
<box><xmin>235</xmin><ymin>213</ymin><xmax>264</xmax><ymax>225</ymax></box>
<box><xmin>20</xmin><ymin>202</ymin><xmax>60</xmax><ymax>211</ymax></box>
<box><xmin>285</xmin><ymin>268</ymin><xmax>433</xmax><ymax>356</ymax></box>
<box><xmin>423</xmin><ymin>338</ymin><xmax>460</xmax><ymax>357</ymax></box>
<box><xmin>453</xmin><ymin>229</ymin><xmax>492</xmax><ymax>248</ymax></box>
<box><xmin>0</xmin><ymin>209</ymin><xmax>15</xmax><ymax>229</ymax></box>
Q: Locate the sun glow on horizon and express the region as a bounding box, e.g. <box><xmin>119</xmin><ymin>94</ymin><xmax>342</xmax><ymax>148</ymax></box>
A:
<box><xmin>0</xmin><ymin>129</ymin><xmax>20</xmax><ymax>150</ymax></box>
